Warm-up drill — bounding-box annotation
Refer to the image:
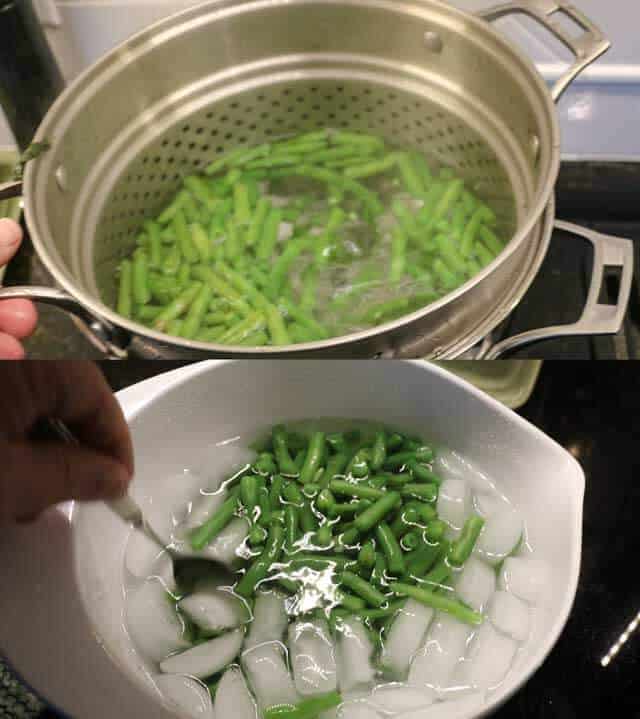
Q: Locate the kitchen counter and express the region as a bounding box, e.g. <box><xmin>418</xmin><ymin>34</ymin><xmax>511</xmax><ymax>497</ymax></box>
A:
<box><xmin>36</xmin><ymin>359</ymin><xmax>639</xmax><ymax>717</ymax></box>
<box><xmin>4</xmin><ymin>162</ymin><xmax>639</xmax><ymax>360</ymax></box>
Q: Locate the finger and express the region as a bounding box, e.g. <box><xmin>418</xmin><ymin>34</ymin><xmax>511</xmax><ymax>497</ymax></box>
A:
<box><xmin>0</xmin><ymin>440</ymin><xmax>130</xmax><ymax>524</ymax></box>
<box><xmin>0</xmin><ymin>299</ymin><xmax>38</xmax><ymax>339</ymax></box>
<box><xmin>0</xmin><ymin>218</ymin><xmax>23</xmax><ymax>266</ymax></box>
<box><xmin>46</xmin><ymin>362</ymin><xmax>134</xmax><ymax>476</ymax></box>
<box><xmin>0</xmin><ymin>331</ymin><xmax>25</xmax><ymax>359</ymax></box>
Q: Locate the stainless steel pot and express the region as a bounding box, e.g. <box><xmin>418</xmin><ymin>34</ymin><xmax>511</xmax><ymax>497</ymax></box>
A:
<box><xmin>0</xmin><ymin>0</ymin><xmax>633</xmax><ymax>358</ymax></box>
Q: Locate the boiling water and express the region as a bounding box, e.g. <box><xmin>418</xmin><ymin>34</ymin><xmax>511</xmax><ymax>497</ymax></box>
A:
<box><xmin>122</xmin><ymin>424</ymin><xmax>546</xmax><ymax>719</ymax></box>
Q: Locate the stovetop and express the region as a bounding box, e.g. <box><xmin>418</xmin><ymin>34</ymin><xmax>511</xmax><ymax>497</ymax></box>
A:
<box><xmin>38</xmin><ymin>360</ymin><xmax>640</xmax><ymax>718</ymax></box>
<box><xmin>5</xmin><ymin>162</ymin><xmax>640</xmax><ymax>359</ymax></box>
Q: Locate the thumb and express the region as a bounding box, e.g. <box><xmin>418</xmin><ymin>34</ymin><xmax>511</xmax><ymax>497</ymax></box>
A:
<box><xmin>0</xmin><ymin>218</ymin><xmax>23</xmax><ymax>267</ymax></box>
<box><xmin>0</xmin><ymin>440</ymin><xmax>131</xmax><ymax>524</ymax></box>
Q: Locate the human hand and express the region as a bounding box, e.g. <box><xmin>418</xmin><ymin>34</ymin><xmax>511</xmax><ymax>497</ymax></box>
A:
<box><xmin>0</xmin><ymin>361</ymin><xmax>134</xmax><ymax>524</ymax></box>
<box><xmin>0</xmin><ymin>218</ymin><xmax>38</xmax><ymax>359</ymax></box>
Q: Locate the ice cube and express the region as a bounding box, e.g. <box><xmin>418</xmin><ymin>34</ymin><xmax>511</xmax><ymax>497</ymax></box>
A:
<box><xmin>498</xmin><ymin>557</ymin><xmax>549</xmax><ymax>604</ymax></box>
<box><xmin>436</xmin><ymin>479</ymin><xmax>472</xmax><ymax>531</ymax></box>
<box><xmin>454</xmin><ymin>556</ymin><xmax>496</xmax><ymax>612</ymax></box>
<box><xmin>475</xmin><ymin>509</ymin><xmax>524</xmax><ymax>565</ymax></box>
<box><xmin>488</xmin><ymin>590</ymin><xmax>530</xmax><ymax>642</ymax></box>
<box><xmin>459</xmin><ymin>622</ymin><xmax>517</xmax><ymax>690</ymax></box>
<box><xmin>154</xmin><ymin>674</ymin><xmax>213</xmax><ymax>718</ymax></box>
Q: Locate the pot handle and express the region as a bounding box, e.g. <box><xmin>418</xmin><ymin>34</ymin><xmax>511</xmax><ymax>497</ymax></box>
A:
<box><xmin>0</xmin><ymin>285</ymin><xmax>130</xmax><ymax>358</ymax></box>
<box><xmin>477</xmin><ymin>0</ymin><xmax>610</xmax><ymax>102</ymax></box>
<box><xmin>481</xmin><ymin>222</ymin><xmax>634</xmax><ymax>359</ymax></box>
<box><xmin>0</xmin><ymin>180</ymin><xmax>22</xmax><ymax>201</ymax></box>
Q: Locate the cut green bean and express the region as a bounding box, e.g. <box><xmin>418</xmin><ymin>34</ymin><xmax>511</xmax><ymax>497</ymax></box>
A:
<box><xmin>154</xmin><ymin>282</ymin><xmax>202</xmax><ymax>332</ymax></box>
<box><xmin>282</xmin><ymin>480</ymin><xmax>305</xmax><ymax>506</ymax></box>
<box><xmin>132</xmin><ymin>249</ymin><xmax>151</xmax><ymax>306</ymax></box>
<box><xmin>384</xmin><ymin>446</ymin><xmax>434</xmax><ymax>469</ymax></box>
<box><xmin>284</xmin><ymin>504</ymin><xmax>300</xmax><ymax>552</ymax></box>
<box><xmin>370</xmin><ymin>430</ymin><xmax>387</xmax><ymax>471</ymax></box>
<box><xmin>358</xmin><ymin>539</ymin><xmax>376</xmax><ymax>569</ymax></box>
<box><xmin>354</xmin><ymin>491</ymin><xmax>400</xmax><ymax>533</ymax></box>
<box><xmin>330</xmin><ymin>479</ymin><xmax>385</xmax><ymax>501</ymax></box>
<box><xmin>273</xmin><ymin>424</ymin><xmax>299</xmax><ymax>476</ymax></box>
<box><xmin>448</xmin><ymin>514</ymin><xmax>485</xmax><ymax>566</ymax></box>
<box><xmin>376</xmin><ymin>522</ymin><xmax>406</xmax><ymax>575</ymax></box>
<box><xmin>299</xmin><ymin>431</ymin><xmax>325</xmax><ymax>485</ymax></box>
<box><xmin>235</xmin><ymin>522</ymin><xmax>284</xmax><ymax>597</ymax></box>
<box><xmin>189</xmin><ymin>488</ymin><xmax>239</xmax><ymax>550</ymax></box>
<box><xmin>182</xmin><ymin>284</ymin><xmax>213</xmax><ymax>339</ymax></box>
<box><xmin>341</xmin><ymin>570</ymin><xmax>387</xmax><ymax>607</ymax></box>
<box><xmin>406</xmin><ymin>540</ymin><xmax>444</xmax><ymax>578</ymax></box>
<box><xmin>408</xmin><ymin>460</ymin><xmax>442</xmax><ymax>485</ymax></box>
<box><xmin>389</xmin><ymin>582</ymin><xmax>483</xmax><ymax>625</ymax></box>
<box><xmin>256</xmin><ymin>208</ymin><xmax>283</xmax><ymax>261</ymax></box>
<box><xmin>401</xmin><ymin>483</ymin><xmax>438</xmax><ymax>502</ymax></box>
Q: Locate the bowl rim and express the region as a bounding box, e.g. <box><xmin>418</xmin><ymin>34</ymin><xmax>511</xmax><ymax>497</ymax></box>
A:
<box><xmin>6</xmin><ymin>360</ymin><xmax>585</xmax><ymax>719</ymax></box>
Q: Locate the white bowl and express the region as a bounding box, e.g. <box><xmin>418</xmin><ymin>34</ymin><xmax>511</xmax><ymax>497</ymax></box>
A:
<box><xmin>0</xmin><ymin>361</ymin><xmax>584</xmax><ymax>719</ymax></box>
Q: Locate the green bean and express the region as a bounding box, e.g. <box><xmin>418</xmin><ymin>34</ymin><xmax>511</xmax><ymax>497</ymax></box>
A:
<box><xmin>189</xmin><ymin>488</ymin><xmax>239</xmax><ymax>550</ymax></box>
<box><xmin>269</xmin><ymin>474</ymin><xmax>284</xmax><ymax>510</ymax></box>
<box><xmin>389</xmin><ymin>582</ymin><xmax>483</xmax><ymax>625</ymax></box>
<box><xmin>254</xmin><ymin>452</ymin><xmax>277</xmax><ymax>476</ymax></box>
<box><xmin>385</xmin><ymin>446</ymin><xmax>434</xmax><ymax>469</ymax></box>
<box><xmin>233</xmin><ymin>183</ymin><xmax>252</xmax><ymax>226</ymax></box>
<box><xmin>354</xmin><ymin>491</ymin><xmax>400</xmax><ymax>533</ymax></box>
<box><xmin>303</xmin><ymin>482</ymin><xmax>320</xmax><ymax>499</ymax></box>
<box><xmin>406</xmin><ymin>541</ymin><xmax>444</xmax><ymax>578</ymax></box>
<box><xmin>299</xmin><ymin>500</ymin><xmax>316</xmax><ymax>534</ymax></box>
<box><xmin>240</xmin><ymin>475</ymin><xmax>259</xmax><ymax>515</ymax></box>
<box><xmin>195</xmin><ymin>326</ymin><xmax>226</xmax><ymax>343</ymax></box>
<box><xmin>328</xmin><ymin>500</ymin><xmax>371</xmax><ymax>519</ymax></box>
<box><xmin>429</xmin><ymin>179</ymin><xmax>464</xmax><ymax>227</ymax></box>
<box><xmin>422</xmin><ymin>558</ymin><xmax>452</xmax><ymax>589</ymax></box>
<box><xmin>401</xmin><ymin>483</ymin><xmax>438</xmax><ymax>502</ymax></box>
<box><xmin>405</xmin><ymin>501</ymin><xmax>436</xmax><ymax>524</ymax></box>
<box><xmin>358</xmin><ymin>296</ymin><xmax>411</xmax><ymax>326</ymax></box>
<box><xmin>263</xmin><ymin>690</ymin><xmax>343</xmax><ymax>719</ymax></box>
<box><xmin>358</xmin><ymin>539</ymin><xmax>376</xmax><ymax>569</ymax></box>
<box><xmin>257</xmin><ymin>486</ymin><xmax>272</xmax><ymax>526</ymax></box>
<box><xmin>341</xmin><ymin>570</ymin><xmax>387</xmax><ymax>607</ymax></box>
<box><xmin>264</xmin><ymin>303</ymin><xmax>291</xmax><ymax>345</ymax></box>
<box><xmin>300</xmin><ymin>264</ymin><xmax>318</xmax><ymax>311</ymax></box>
<box><xmin>272</xmin><ymin>425</ymin><xmax>299</xmax><ymax>476</ymax></box>
<box><xmin>145</xmin><ymin>222</ymin><xmax>163</xmax><ymax>267</ymax></box>
<box><xmin>117</xmin><ymin>260</ymin><xmax>133</xmax><ymax>318</ymax></box>
<box><xmin>385</xmin><ymin>473</ymin><xmax>413</xmax><ymax>488</ymax></box>
<box><xmin>390</xmin><ymin>506</ymin><xmax>419</xmax><ymax>537</ymax></box>
<box><xmin>424</xmin><ymin>518</ymin><xmax>447</xmax><ymax>543</ymax></box>
<box><xmin>284</xmin><ymin>505</ymin><xmax>300</xmax><ymax>552</ymax></box>
<box><xmin>370</xmin><ymin>431</ymin><xmax>387</xmax><ymax>471</ymax></box>
<box><xmin>244</xmin><ymin>196</ymin><xmax>271</xmax><ymax>249</ymax></box>
<box><xmin>371</xmin><ymin>552</ymin><xmax>387</xmax><ymax>588</ymax></box>
<box><xmin>344</xmin><ymin>152</ymin><xmax>399</xmax><ymax>180</ymax></box>
<box><xmin>338</xmin><ymin>526</ymin><xmax>360</xmax><ymax>548</ymax></box>
<box><xmin>475</xmin><ymin>241</ymin><xmax>495</xmax><ymax>267</ymax></box>
<box><xmin>295</xmin><ymin>165</ymin><xmax>384</xmax><ymax>218</ymax></box>
<box><xmin>411</xmin><ymin>153</ymin><xmax>433</xmax><ymax>188</ymax></box>
<box><xmin>190</xmin><ymin>223</ymin><xmax>212</xmax><ymax>262</ymax></box>
<box><xmin>401</xmin><ymin>531</ymin><xmax>420</xmax><ymax>551</ymax></box>
<box><xmin>256</xmin><ymin>208</ymin><xmax>283</xmax><ymax>261</ymax></box>
<box><xmin>316</xmin><ymin>488</ymin><xmax>335</xmax><ymax>514</ymax></box>
<box><xmin>286</xmin><ymin>554</ymin><xmax>354</xmax><ymax>570</ymax></box>
<box><xmin>157</xmin><ymin>191</ymin><xmax>185</xmax><ymax>224</ymax></box>
<box><xmin>235</xmin><ymin>522</ymin><xmax>284</xmax><ymax>598</ymax></box>
<box><xmin>204</xmin><ymin>310</ymin><xmax>236</xmax><ymax>327</ymax></box>
<box><xmin>347</xmin><ymin>448</ymin><xmax>370</xmax><ymax>479</ymax></box>
<box><xmin>269</xmin><ymin>236</ymin><xmax>313</xmax><ymax>298</ymax></box>
<box><xmin>178</xmin><ymin>264</ymin><xmax>191</xmax><ymax>288</ymax></box>
<box><xmin>390</xmin><ymin>226</ymin><xmax>408</xmax><ymax>282</ymax></box>
<box><xmin>367</xmin><ymin>475</ymin><xmax>387</xmax><ymax>491</ymax></box>
<box><xmin>448</xmin><ymin>515</ymin><xmax>485</xmax><ymax>566</ymax></box>
<box><xmin>281</xmin><ymin>299</ymin><xmax>329</xmax><ymax>341</ymax></box>
<box><xmin>276</xmin><ymin>576</ymin><xmax>300</xmax><ymax>594</ymax></box>
<box><xmin>282</xmin><ymin>480</ymin><xmax>305</xmax><ymax>507</ymax></box>
<box><xmin>172</xmin><ymin>209</ymin><xmax>198</xmax><ymax>264</ymax></box>
<box><xmin>182</xmin><ymin>284</ymin><xmax>213</xmax><ymax>339</ymax></box>
<box><xmin>408</xmin><ymin>460</ymin><xmax>442</xmax><ymax>485</ymax></box>
<box><xmin>461</xmin><ymin>205</ymin><xmax>494</xmax><ymax>255</ymax></box>
<box><xmin>396</xmin><ymin>153</ymin><xmax>424</xmax><ymax>196</ymax></box>
<box><xmin>166</xmin><ymin>318</ymin><xmax>184</xmax><ymax>337</ymax></box>
<box><xmin>229</xmin><ymin>144</ymin><xmax>271</xmax><ymax>167</ymax></box>
<box><xmin>336</xmin><ymin>591</ymin><xmax>367</xmax><ymax>612</ymax></box>
<box><xmin>315</xmin><ymin>524</ymin><xmax>333</xmax><ymax>548</ymax></box>
<box><xmin>386</xmin><ymin>433</ymin><xmax>404</xmax><ymax>451</ymax></box>
<box><xmin>299</xmin><ymin>431</ymin><xmax>325</xmax><ymax>485</ymax></box>
<box><xmin>356</xmin><ymin>600</ymin><xmax>405</xmax><ymax>621</ymax></box>
<box><xmin>294</xmin><ymin>449</ymin><xmax>307</xmax><ymax>472</ymax></box>
<box><xmin>248</xmin><ymin>524</ymin><xmax>268</xmax><ymax>547</ymax></box>
<box><xmin>161</xmin><ymin>243</ymin><xmax>181</xmax><ymax>276</ymax></box>
<box><xmin>433</xmin><ymin>258</ymin><xmax>459</xmax><ymax>290</ymax></box>
<box><xmin>376</xmin><ymin>522</ymin><xmax>406</xmax><ymax>575</ymax></box>
<box><xmin>132</xmin><ymin>249</ymin><xmax>151</xmax><ymax>306</ymax></box>
<box><xmin>331</xmin><ymin>130</ymin><xmax>385</xmax><ymax>149</ymax></box>
<box><xmin>154</xmin><ymin>282</ymin><xmax>203</xmax><ymax>332</ymax></box>
<box><xmin>479</xmin><ymin>225</ymin><xmax>503</xmax><ymax>255</ymax></box>
<box><xmin>330</xmin><ymin>480</ymin><xmax>384</xmax><ymax>501</ymax></box>
<box><xmin>136</xmin><ymin>304</ymin><xmax>163</xmax><ymax>322</ymax></box>
<box><xmin>434</xmin><ymin>233</ymin><xmax>468</xmax><ymax>275</ymax></box>
<box><xmin>217</xmin><ymin>312</ymin><xmax>266</xmax><ymax>345</ymax></box>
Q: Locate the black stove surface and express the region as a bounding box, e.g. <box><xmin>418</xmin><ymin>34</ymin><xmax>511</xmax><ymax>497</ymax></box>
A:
<box><xmin>38</xmin><ymin>360</ymin><xmax>640</xmax><ymax>717</ymax></box>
